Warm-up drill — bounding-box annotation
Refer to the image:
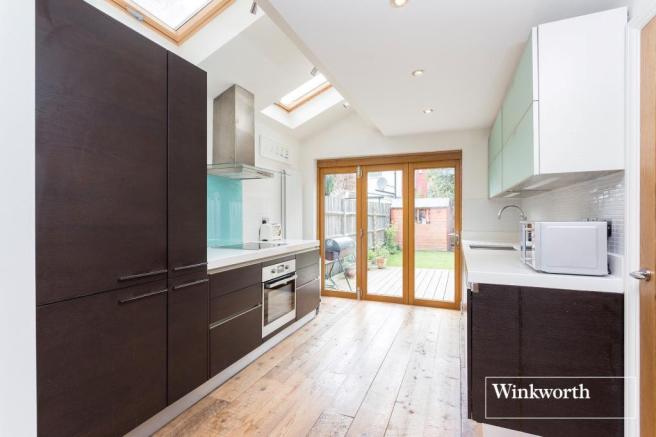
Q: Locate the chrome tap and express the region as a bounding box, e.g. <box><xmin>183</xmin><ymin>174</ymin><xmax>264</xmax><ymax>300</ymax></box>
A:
<box><xmin>498</xmin><ymin>204</ymin><xmax>527</xmax><ymax>221</ymax></box>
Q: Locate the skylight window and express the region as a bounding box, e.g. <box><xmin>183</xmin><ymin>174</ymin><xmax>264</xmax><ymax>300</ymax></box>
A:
<box><xmin>275</xmin><ymin>74</ymin><xmax>333</xmax><ymax>112</ymax></box>
<box><xmin>111</xmin><ymin>0</ymin><xmax>234</xmax><ymax>44</ymax></box>
<box><xmin>131</xmin><ymin>0</ymin><xmax>213</xmax><ymax>30</ymax></box>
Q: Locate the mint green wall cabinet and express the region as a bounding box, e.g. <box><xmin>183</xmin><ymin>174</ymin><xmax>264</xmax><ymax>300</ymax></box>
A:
<box><xmin>487</xmin><ymin>8</ymin><xmax>626</xmax><ymax>199</ymax></box>
<box><xmin>488</xmin><ymin>110</ymin><xmax>503</xmax><ymax>197</ymax></box>
<box><xmin>488</xmin><ymin>154</ymin><xmax>503</xmax><ymax>198</ymax></box>
<box><xmin>502</xmin><ymin>29</ymin><xmax>537</xmax><ymax>146</ymax></box>
<box><xmin>502</xmin><ymin>104</ymin><xmax>536</xmax><ymax>191</ymax></box>
<box><xmin>489</xmin><ymin>112</ymin><xmax>503</xmax><ymax>159</ymax></box>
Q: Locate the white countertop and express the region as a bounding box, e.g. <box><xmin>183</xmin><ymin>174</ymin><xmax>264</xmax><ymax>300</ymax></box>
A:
<box><xmin>207</xmin><ymin>240</ymin><xmax>320</xmax><ymax>272</ymax></box>
<box><xmin>462</xmin><ymin>239</ymin><xmax>624</xmax><ymax>294</ymax></box>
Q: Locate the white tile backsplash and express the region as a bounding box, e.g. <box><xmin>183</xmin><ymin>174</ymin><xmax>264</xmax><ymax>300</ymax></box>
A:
<box><xmin>521</xmin><ymin>172</ymin><xmax>625</xmax><ymax>254</ymax></box>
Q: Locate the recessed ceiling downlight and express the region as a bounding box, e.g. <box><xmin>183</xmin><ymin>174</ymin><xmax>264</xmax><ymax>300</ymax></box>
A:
<box><xmin>412</xmin><ymin>69</ymin><xmax>424</xmax><ymax>77</ymax></box>
<box><xmin>391</xmin><ymin>0</ymin><xmax>408</xmax><ymax>7</ymax></box>
<box><xmin>423</xmin><ymin>108</ymin><xmax>434</xmax><ymax>114</ymax></box>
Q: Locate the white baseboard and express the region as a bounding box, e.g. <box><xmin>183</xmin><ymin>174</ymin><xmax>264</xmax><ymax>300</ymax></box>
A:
<box><xmin>125</xmin><ymin>310</ymin><xmax>317</xmax><ymax>437</ymax></box>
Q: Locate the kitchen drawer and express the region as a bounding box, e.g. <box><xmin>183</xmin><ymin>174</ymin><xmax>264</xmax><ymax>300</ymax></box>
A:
<box><xmin>210</xmin><ymin>263</ymin><xmax>261</xmax><ymax>298</ymax></box>
<box><xmin>263</xmin><ymin>255</ymin><xmax>295</xmax><ymax>266</ymax></box>
<box><xmin>296</xmin><ymin>249</ymin><xmax>320</xmax><ymax>269</ymax></box>
<box><xmin>210</xmin><ymin>305</ymin><xmax>262</xmax><ymax>376</ymax></box>
<box><xmin>297</xmin><ymin>263</ymin><xmax>320</xmax><ymax>288</ymax></box>
<box><xmin>210</xmin><ymin>283</ymin><xmax>261</xmax><ymax>325</ymax></box>
<box><xmin>296</xmin><ymin>279</ymin><xmax>320</xmax><ymax>321</ymax></box>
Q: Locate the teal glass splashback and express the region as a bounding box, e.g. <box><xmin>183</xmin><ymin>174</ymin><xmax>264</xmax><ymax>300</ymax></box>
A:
<box><xmin>207</xmin><ymin>175</ymin><xmax>243</xmax><ymax>247</ymax></box>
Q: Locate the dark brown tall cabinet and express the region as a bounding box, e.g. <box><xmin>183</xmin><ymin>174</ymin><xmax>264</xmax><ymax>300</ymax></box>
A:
<box><xmin>36</xmin><ymin>1</ymin><xmax>208</xmax><ymax>435</ymax></box>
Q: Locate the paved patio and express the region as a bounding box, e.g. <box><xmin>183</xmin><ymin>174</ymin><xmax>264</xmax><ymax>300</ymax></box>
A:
<box><xmin>326</xmin><ymin>266</ymin><xmax>455</xmax><ymax>302</ymax></box>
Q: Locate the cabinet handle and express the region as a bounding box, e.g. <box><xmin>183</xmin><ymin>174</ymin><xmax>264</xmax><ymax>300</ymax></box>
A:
<box><xmin>173</xmin><ymin>278</ymin><xmax>209</xmax><ymax>291</ymax></box>
<box><xmin>173</xmin><ymin>262</ymin><xmax>207</xmax><ymax>272</ymax></box>
<box><xmin>118</xmin><ymin>269</ymin><xmax>168</xmax><ymax>282</ymax></box>
<box><xmin>209</xmin><ymin>304</ymin><xmax>262</xmax><ymax>330</ymax></box>
<box><xmin>118</xmin><ymin>288</ymin><xmax>167</xmax><ymax>305</ymax></box>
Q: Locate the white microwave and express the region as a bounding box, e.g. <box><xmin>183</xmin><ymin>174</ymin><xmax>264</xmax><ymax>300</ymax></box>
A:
<box><xmin>520</xmin><ymin>221</ymin><xmax>609</xmax><ymax>276</ymax></box>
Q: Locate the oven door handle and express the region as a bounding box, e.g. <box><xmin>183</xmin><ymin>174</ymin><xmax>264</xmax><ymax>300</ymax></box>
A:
<box><xmin>264</xmin><ymin>275</ymin><xmax>297</xmax><ymax>289</ymax></box>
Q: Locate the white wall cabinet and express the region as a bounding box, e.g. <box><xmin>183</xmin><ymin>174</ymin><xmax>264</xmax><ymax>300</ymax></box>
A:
<box><xmin>488</xmin><ymin>7</ymin><xmax>626</xmax><ymax>198</ymax></box>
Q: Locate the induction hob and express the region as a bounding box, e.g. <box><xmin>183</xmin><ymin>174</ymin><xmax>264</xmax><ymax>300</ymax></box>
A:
<box><xmin>214</xmin><ymin>242</ymin><xmax>287</xmax><ymax>250</ymax></box>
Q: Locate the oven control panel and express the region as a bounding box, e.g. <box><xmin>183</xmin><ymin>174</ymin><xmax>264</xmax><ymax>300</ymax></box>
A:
<box><xmin>262</xmin><ymin>259</ymin><xmax>296</xmax><ymax>282</ymax></box>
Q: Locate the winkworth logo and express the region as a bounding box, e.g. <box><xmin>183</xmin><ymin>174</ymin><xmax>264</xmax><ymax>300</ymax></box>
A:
<box><xmin>492</xmin><ymin>383</ymin><xmax>590</xmax><ymax>400</ymax></box>
<box><xmin>484</xmin><ymin>376</ymin><xmax>630</xmax><ymax>420</ymax></box>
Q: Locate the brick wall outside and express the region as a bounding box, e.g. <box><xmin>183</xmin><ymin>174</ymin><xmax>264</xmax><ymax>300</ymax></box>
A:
<box><xmin>390</xmin><ymin>207</ymin><xmax>449</xmax><ymax>251</ymax></box>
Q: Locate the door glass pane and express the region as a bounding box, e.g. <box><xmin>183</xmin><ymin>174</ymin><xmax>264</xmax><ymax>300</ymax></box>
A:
<box><xmin>366</xmin><ymin>170</ymin><xmax>403</xmax><ymax>298</ymax></box>
<box><xmin>413</xmin><ymin>167</ymin><xmax>455</xmax><ymax>303</ymax></box>
<box><xmin>323</xmin><ymin>172</ymin><xmax>357</xmax><ymax>294</ymax></box>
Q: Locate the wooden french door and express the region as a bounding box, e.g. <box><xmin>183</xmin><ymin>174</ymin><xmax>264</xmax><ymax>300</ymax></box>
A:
<box><xmin>408</xmin><ymin>160</ymin><xmax>462</xmax><ymax>310</ymax></box>
<box><xmin>318</xmin><ymin>152</ymin><xmax>462</xmax><ymax>309</ymax></box>
<box><xmin>639</xmin><ymin>16</ymin><xmax>656</xmax><ymax>437</ymax></box>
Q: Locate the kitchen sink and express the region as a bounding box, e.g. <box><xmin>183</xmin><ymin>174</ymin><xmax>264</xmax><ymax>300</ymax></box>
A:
<box><xmin>468</xmin><ymin>244</ymin><xmax>516</xmax><ymax>251</ymax></box>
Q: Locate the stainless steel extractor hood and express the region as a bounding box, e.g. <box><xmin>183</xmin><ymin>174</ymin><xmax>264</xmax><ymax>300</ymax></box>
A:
<box><xmin>207</xmin><ymin>85</ymin><xmax>274</xmax><ymax>179</ymax></box>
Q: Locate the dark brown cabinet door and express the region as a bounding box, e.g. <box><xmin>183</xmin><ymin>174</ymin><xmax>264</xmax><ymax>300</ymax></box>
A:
<box><xmin>520</xmin><ymin>288</ymin><xmax>624</xmax><ymax>437</ymax></box>
<box><xmin>36</xmin><ymin>0</ymin><xmax>168</xmax><ymax>305</ymax></box>
<box><xmin>167</xmin><ymin>53</ymin><xmax>207</xmax><ymax>277</ymax></box>
<box><xmin>168</xmin><ymin>273</ymin><xmax>210</xmax><ymax>404</ymax></box>
<box><xmin>210</xmin><ymin>305</ymin><xmax>263</xmax><ymax>377</ymax></box>
<box><xmin>469</xmin><ymin>284</ymin><xmax>521</xmax><ymax>427</ymax></box>
<box><xmin>37</xmin><ymin>281</ymin><xmax>167</xmax><ymax>437</ymax></box>
<box><xmin>296</xmin><ymin>279</ymin><xmax>320</xmax><ymax>320</ymax></box>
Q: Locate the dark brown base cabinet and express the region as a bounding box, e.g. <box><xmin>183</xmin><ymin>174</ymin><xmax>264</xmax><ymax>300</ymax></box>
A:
<box><xmin>467</xmin><ymin>284</ymin><xmax>624</xmax><ymax>437</ymax></box>
<box><xmin>295</xmin><ymin>250</ymin><xmax>321</xmax><ymax>320</ymax></box>
<box><xmin>37</xmin><ymin>282</ymin><xmax>168</xmax><ymax>437</ymax></box>
<box><xmin>168</xmin><ymin>273</ymin><xmax>210</xmax><ymax>404</ymax></box>
<box><xmin>210</xmin><ymin>306</ymin><xmax>263</xmax><ymax>376</ymax></box>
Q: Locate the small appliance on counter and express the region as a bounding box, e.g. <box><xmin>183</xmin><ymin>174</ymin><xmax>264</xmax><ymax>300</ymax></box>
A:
<box><xmin>260</xmin><ymin>217</ymin><xmax>282</xmax><ymax>241</ymax></box>
<box><xmin>520</xmin><ymin>221</ymin><xmax>609</xmax><ymax>276</ymax></box>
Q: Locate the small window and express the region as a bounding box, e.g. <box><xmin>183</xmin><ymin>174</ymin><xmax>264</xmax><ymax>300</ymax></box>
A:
<box><xmin>110</xmin><ymin>0</ymin><xmax>234</xmax><ymax>44</ymax></box>
<box><xmin>415</xmin><ymin>208</ymin><xmax>431</xmax><ymax>224</ymax></box>
<box><xmin>275</xmin><ymin>74</ymin><xmax>333</xmax><ymax>112</ymax></box>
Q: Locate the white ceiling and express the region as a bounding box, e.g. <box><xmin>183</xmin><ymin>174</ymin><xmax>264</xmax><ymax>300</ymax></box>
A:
<box><xmin>200</xmin><ymin>16</ymin><xmax>351</xmax><ymax>139</ymax></box>
<box><xmin>259</xmin><ymin>0</ymin><xmax>628</xmax><ymax>136</ymax></box>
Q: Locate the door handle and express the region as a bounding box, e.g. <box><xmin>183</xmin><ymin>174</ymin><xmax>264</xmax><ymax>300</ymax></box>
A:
<box><xmin>630</xmin><ymin>269</ymin><xmax>652</xmax><ymax>281</ymax></box>
<box><xmin>118</xmin><ymin>288</ymin><xmax>167</xmax><ymax>304</ymax></box>
<box><xmin>173</xmin><ymin>262</ymin><xmax>207</xmax><ymax>272</ymax></box>
<box><xmin>173</xmin><ymin>278</ymin><xmax>209</xmax><ymax>291</ymax></box>
<box><xmin>118</xmin><ymin>269</ymin><xmax>167</xmax><ymax>282</ymax></box>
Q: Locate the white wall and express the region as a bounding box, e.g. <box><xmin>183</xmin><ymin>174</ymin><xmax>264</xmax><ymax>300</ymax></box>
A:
<box><xmin>0</xmin><ymin>2</ymin><xmax>36</xmax><ymax>436</ymax></box>
<box><xmin>207</xmin><ymin>97</ymin><xmax>303</xmax><ymax>242</ymax></box>
<box><xmin>242</xmin><ymin>116</ymin><xmax>302</xmax><ymax>241</ymax></box>
<box><xmin>299</xmin><ymin>112</ymin><xmax>520</xmax><ymax>240</ymax></box>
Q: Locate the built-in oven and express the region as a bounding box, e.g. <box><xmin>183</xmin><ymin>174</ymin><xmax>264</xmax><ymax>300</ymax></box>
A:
<box><xmin>262</xmin><ymin>259</ymin><xmax>296</xmax><ymax>338</ymax></box>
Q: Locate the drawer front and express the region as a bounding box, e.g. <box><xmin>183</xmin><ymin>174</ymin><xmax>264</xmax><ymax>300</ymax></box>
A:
<box><xmin>297</xmin><ymin>263</ymin><xmax>320</xmax><ymax>288</ymax></box>
<box><xmin>296</xmin><ymin>250</ymin><xmax>320</xmax><ymax>269</ymax></box>
<box><xmin>210</xmin><ymin>263</ymin><xmax>261</xmax><ymax>298</ymax></box>
<box><xmin>296</xmin><ymin>279</ymin><xmax>320</xmax><ymax>320</ymax></box>
<box><xmin>210</xmin><ymin>283</ymin><xmax>261</xmax><ymax>325</ymax></box>
<box><xmin>210</xmin><ymin>305</ymin><xmax>262</xmax><ymax>376</ymax></box>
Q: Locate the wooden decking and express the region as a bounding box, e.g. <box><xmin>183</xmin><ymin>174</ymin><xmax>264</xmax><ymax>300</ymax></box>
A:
<box><xmin>155</xmin><ymin>297</ymin><xmax>467</xmax><ymax>437</ymax></box>
<box><xmin>328</xmin><ymin>267</ymin><xmax>455</xmax><ymax>302</ymax></box>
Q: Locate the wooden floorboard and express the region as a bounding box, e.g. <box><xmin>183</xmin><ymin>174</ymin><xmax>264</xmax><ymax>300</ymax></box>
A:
<box><xmin>156</xmin><ymin>298</ymin><xmax>462</xmax><ymax>437</ymax></box>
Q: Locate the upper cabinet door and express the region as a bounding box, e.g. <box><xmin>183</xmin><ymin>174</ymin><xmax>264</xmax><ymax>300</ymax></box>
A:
<box><xmin>36</xmin><ymin>0</ymin><xmax>168</xmax><ymax>305</ymax></box>
<box><xmin>537</xmin><ymin>7</ymin><xmax>626</xmax><ymax>174</ymax></box>
<box><xmin>167</xmin><ymin>53</ymin><xmax>208</xmax><ymax>276</ymax></box>
<box><xmin>502</xmin><ymin>29</ymin><xmax>537</xmax><ymax>146</ymax></box>
<box><xmin>502</xmin><ymin>104</ymin><xmax>537</xmax><ymax>191</ymax></box>
<box><xmin>489</xmin><ymin>112</ymin><xmax>503</xmax><ymax>159</ymax></box>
